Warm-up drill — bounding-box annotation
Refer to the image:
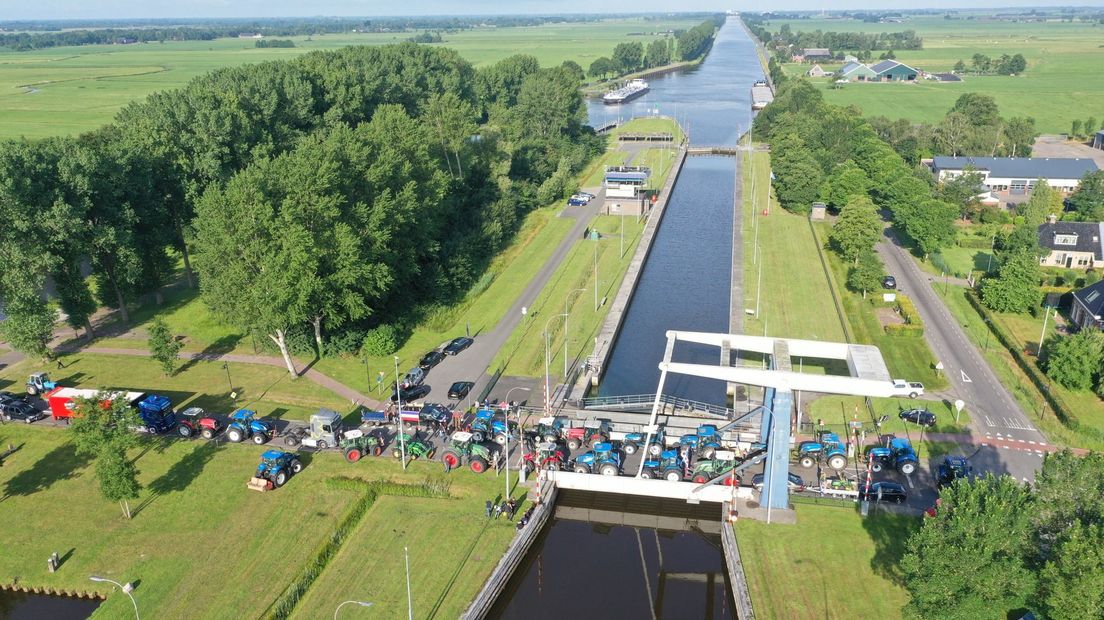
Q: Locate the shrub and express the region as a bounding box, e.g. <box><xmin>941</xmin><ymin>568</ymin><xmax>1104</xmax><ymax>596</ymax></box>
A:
<box><xmin>361</xmin><ymin>324</ymin><xmax>400</xmax><ymax>357</ymax></box>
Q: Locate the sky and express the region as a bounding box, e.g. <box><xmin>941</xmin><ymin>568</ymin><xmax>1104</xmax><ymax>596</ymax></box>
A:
<box><xmin>2</xmin><ymin>0</ymin><xmax>1103</xmax><ymax>21</ymax></box>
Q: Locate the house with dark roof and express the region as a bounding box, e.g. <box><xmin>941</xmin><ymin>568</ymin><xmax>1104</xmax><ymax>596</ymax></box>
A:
<box><xmin>799</xmin><ymin>48</ymin><xmax>832</xmax><ymax>61</ymax></box>
<box><xmin>930</xmin><ymin>156</ymin><xmax>1100</xmax><ymax>204</ymax></box>
<box><xmin>1094</xmin><ymin>129</ymin><xmax>1104</xmax><ymax>150</ymax></box>
<box><xmin>1070</xmin><ymin>280</ymin><xmax>1104</xmax><ymax>330</ymax></box>
<box><xmin>870</xmin><ymin>60</ymin><xmax>920</xmax><ymax>81</ymax></box>
<box><xmin>1037</xmin><ymin>221</ymin><xmax>1104</xmax><ymax>269</ymax></box>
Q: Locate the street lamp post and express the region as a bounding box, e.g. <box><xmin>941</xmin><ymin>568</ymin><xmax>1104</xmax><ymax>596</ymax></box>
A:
<box><xmin>504</xmin><ymin>387</ymin><xmax>531</xmax><ymax>488</ymax></box>
<box><xmin>89</xmin><ymin>576</ymin><xmax>139</xmax><ymax>620</ymax></box>
<box><xmin>222</xmin><ymin>362</ymin><xmax>234</xmax><ymax>395</ymax></box>
<box><xmin>394</xmin><ymin>356</ymin><xmax>407</xmax><ymax>469</ymax></box>
<box><xmin>334</xmin><ymin>601</ymin><xmax>373</xmax><ymax>619</ymax></box>
<box><xmin>543</xmin><ymin>314</ymin><xmax>569</xmax><ymax>412</ymax></box>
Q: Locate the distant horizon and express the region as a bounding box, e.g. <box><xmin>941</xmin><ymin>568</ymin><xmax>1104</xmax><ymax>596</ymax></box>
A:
<box><xmin>3</xmin><ymin>3</ymin><xmax>1103</xmax><ymax>23</ymax></box>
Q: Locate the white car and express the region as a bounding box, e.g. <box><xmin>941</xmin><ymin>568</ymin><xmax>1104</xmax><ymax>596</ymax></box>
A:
<box><xmin>890</xmin><ymin>379</ymin><xmax>924</xmax><ymax>399</ymax></box>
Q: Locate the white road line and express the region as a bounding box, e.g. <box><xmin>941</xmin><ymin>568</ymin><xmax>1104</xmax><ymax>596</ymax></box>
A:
<box><xmin>961</xmin><ymin>370</ymin><xmax>972</xmax><ymax>383</ymax></box>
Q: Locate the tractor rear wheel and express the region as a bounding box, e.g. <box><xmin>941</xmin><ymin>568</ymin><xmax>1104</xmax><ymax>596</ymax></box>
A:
<box><xmin>692</xmin><ymin>474</ymin><xmax>709</xmax><ymax>484</ymax></box>
<box><xmin>178</xmin><ymin>425</ymin><xmax>193</xmax><ymax>438</ymax></box>
<box><xmin>442</xmin><ymin>451</ymin><xmax>461</xmax><ymax>470</ymax></box>
<box><xmin>599</xmin><ymin>463</ymin><xmax>619</xmax><ymax>476</ymax></box>
<box><xmin>253</xmin><ymin>433</ymin><xmax>268</xmax><ymax>445</ymax></box>
<box><xmin>274</xmin><ymin>471</ymin><xmax>288</xmax><ymax>487</ymax></box>
<box><xmin>544</xmin><ymin>460</ymin><xmax>560</xmax><ymax>471</ymax></box>
<box><xmin>898</xmin><ymin>460</ymin><xmax>917</xmax><ymax>476</ymax></box>
<box><xmin>284</xmin><ymin>435</ymin><xmax>299</xmax><ymax>447</ymax></box>
<box><xmin>827</xmin><ymin>454</ymin><xmax>847</xmax><ymax>471</ymax></box>
<box><xmin>470</xmin><ymin>456</ymin><xmax>488</xmax><ymax>474</ymax></box>
<box><xmin>345</xmin><ymin>448</ymin><xmax>363</xmax><ymax>463</ymax></box>
<box><xmin>227</xmin><ymin>428</ymin><xmax>243</xmax><ymax>443</ymax></box>
<box><xmin>664</xmin><ymin>469</ymin><xmax>683</xmax><ymax>482</ymax></box>
<box><xmin>799</xmin><ymin>455</ymin><xmax>815</xmax><ymax>469</ymax></box>
<box><xmin>201</xmin><ymin>428</ymin><xmax>215</xmax><ymax>440</ymax></box>
<box><xmin>640</xmin><ymin>469</ymin><xmax>655</xmax><ymax>479</ymax></box>
<box><xmin>289</xmin><ymin>459</ymin><xmax>303</xmax><ymax>474</ymax></box>
<box><xmin>372</xmin><ymin>445</ymin><xmax>383</xmax><ymax>457</ymax></box>
<box><xmin>573</xmin><ymin>464</ymin><xmax>590</xmax><ymax>474</ymax></box>
<box><xmin>566</xmin><ymin>438</ymin><xmax>581</xmax><ymax>451</ymax></box>
<box><xmin>648</xmin><ymin>443</ymin><xmax>662</xmax><ymax>457</ymax></box>
<box><xmin>623</xmin><ymin>442</ymin><xmax>638</xmax><ymax>455</ymax></box>
<box><xmin>871</xmin><ymin>461</ymin><xmax>884</xmax><ymax>473</ymax></box>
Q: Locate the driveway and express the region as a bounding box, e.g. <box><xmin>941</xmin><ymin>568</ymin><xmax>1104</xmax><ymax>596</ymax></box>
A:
<box><xmin>1031</xmin><ymin>134</ymin><xmax>1104</xmax><ymax>168</ymax></box>
<box><xmin>876</xmin><ymin>225</ymin><xmax>1050</xmax><ymax>482</ymax></box>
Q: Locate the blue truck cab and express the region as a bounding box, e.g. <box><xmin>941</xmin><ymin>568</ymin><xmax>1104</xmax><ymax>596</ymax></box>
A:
<box><xmin>135</xmin><ymin>394</ymin><xmax>177</xmax><ymax>434</ymax></box>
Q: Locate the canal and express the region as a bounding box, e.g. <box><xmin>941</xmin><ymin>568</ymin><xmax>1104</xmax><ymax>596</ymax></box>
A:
<box><xmin>588</xmin><ymin>18</ymin><xmax>764</xmax><ymax>402</ymax></box>
<box><xmin>0</xmin><ymin>591</ymin><xmax>100</xmax><ymax>619</ymax></box>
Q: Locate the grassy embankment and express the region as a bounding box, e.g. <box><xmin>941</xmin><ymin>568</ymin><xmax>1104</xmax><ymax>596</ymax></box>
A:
<box><xmin>769</xmin><ymin>15</ymin><xmax>1104</xmax><ymax>134</ymax></box>
<box><xmin>492</xmin><ymin>117</ymin><xmax>681</xmax><ymax>380</ymax></box>
<box><xmin>0</xmin><ymin>17</ymin><xmax>700</xmax><ymax>140</ymax></box>
<box><xmin>936</xmin><ymin>284</ymin><xmax>1104</xmax><ymax>451</ymax></box>
<box><xmin>0</xmin><ymin>421</ymin><xmax>522</xmax><ymax>619</ymax></box>
<box><xmin>737</xmin><ymin>503</ymin><xmax>917</xmax><ymax>619</ymax></box>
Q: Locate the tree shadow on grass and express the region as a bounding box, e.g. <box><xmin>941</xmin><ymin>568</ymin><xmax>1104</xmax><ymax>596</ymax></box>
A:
<box><xmin>176</xmin><ymin>334</ymin><xmax>244</xmax><ymax>375</ymax></box>
<box><xmin>132</xmin><ymin>441</ymin><xmax>221</xmax><ymax>517</ymax></box>
<box><xmin>1</xmin><ymin>442</ymin><xmax>92</xmax><ymax>502</ymax></box>
<box><xmin>860</xmin><ymin>506</ymin><xmax>922</xmax><ymax>586</ymax></box>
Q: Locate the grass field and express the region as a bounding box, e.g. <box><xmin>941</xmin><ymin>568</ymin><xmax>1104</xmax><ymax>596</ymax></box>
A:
<box><xmin>0</xmin><ymin>18</ymin><xmax>700</xmax><ymax>139</ymax></box>
<box><xmin>936</xmin><ymin>285</ymin><xmax>1104</xmax><ymax>450</ymax></box>
<box><xmin>742</xmin><ymin>150</ymin><xmax>848</xmax><ymax>342</ymax></box>
<box><xmin>0</xmin><ymin>421</ymin><xmax>521</xmax><ymax>619</ymax></box>
<box><xmin>768</xmin><ymin>15</ymin><xmax>1104</xmax><ymax>133</ymax></box>
<box><xmin>736</xmin><ymin>504</ymin><xmax>917</xmax><ymax>619</ymax></box>
<box><xmin>809</xmin><ymin>395</ymin><xmax>972</xmax><ymax>437</ymax></box>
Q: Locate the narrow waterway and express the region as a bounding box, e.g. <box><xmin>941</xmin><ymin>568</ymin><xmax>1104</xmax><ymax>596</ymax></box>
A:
<box><xmin>0</xmin><ymin>591</ymin><xmax>100</xmax><ymax>619</ymax></box>
<box><xmin>591</xmin><ymin>19</ymin><xmax>765</xmax><ymax>402</ymax></box>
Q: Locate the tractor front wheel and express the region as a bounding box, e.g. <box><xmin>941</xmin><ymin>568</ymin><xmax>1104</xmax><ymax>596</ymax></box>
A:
<box><xmin>871</xmin><ymin>461</ymin><xmax>884</xmax><ymax>473</ymax></box>
<box><xmin>442</xmin><ymin>451</ymin><xmax>461</xmax><ymax>470</ymax></box>
<box><xmin>426</xmin><ymin>448</ymin><xmax>436</xmax><ymax>459</ymax></box>
<box><xmin>289</xmin><ymin>459</ymin><xmax>303</xmax><ymax>474</ymax></box>
<box><xmin>274</xmin><ymin>471</ymin><xmax>288</xmax><ymax>487</ymax></box>
<box><xmin>648</xmin><ymin>444</ymin><xmax>662</xmax><ymax>457</ymax></box>
<box><xmin>566</xmin><ymin>438</ymin><xmax>581</xmax><ymax>451</ymax></box>
<box><xmin>899</xmin><ymin>461</ymin><xmax>917</xmax><ymax>476</ymax></box>
<box><xmin>799</xmin><ymin>455</ymin><xmax>815</xmax><ymax>469</ymax></box>
<box><xmin>178</xmin><ymin>425</ymin><xmax>193</xmax><ymax>438</ymax></box>
<box><xmin>372</xmin><ymin>445</ymin><xmax>383</xmax><ymax>457</ymax></box>
<box><xmin>317</xmin><ymin>440</ymin><xmax>328</xmax><ymax>451</ymax></box>
<box><xmin>665</xmin><ymin>470</ymin><xmax>683</xmax><ymax>482</ymax></box>
<box><xmin>345</xmin><ymin>448</ymin><xmax>362</xmax><ymax>463</ymax></box>
<box><xmin>470</xmin><ymin>456</ymin><xmax>488</xmax><ymax>474</ymax></box>
<box><xmin>640</xmin><ymin>469</ymin><xmax>655</xmax><ymax>479</ymax></box>
<box><xmin>201</xmin><ymin>428</ymin><xmax>215</xmax><ymax>440</ymax></box>
<box><xmin>253</xmin><ymin>433</ymin><xmax>268</xmax><ymax>445</ymax></box>
<box><xmin>227</xmin><ymin>428</ymin><xmax>243</xmax><ymax>443</ymax></box>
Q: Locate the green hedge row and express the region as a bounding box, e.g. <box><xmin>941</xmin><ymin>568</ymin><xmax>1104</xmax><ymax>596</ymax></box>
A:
<box><xmin>964</xmin><ymin>290</ymin><xmax>1097</xmax><ymax>439</ymax></box>
<box><xmin>885</xmin><ymin>294</ymin><xmax>925</xmax><ymax>337</ymax></box>
<box><xmin>885</xmin><ymin>323</ymin><xmax>925</xmax><ymax>338</ymax></box>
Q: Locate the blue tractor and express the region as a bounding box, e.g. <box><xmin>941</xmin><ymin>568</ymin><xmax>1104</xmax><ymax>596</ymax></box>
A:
<box><xmin>572</xmin><ymin>442</ymin><xmax>622</xmax><ymax>476</ymax></box>
<box><xmin>639</xmin><ymin>449</ymin><xmax>687</xmax><ymax>481</ymax></box>
<box><xmin>797</xmin><ymin>431</ymin><xmax>848</xmax><ymax>471</ymax></box>
<box><xmin>25</xmin><ymin>372</ymin><xmax>58</xmax><ymax>397</ymax></box>
<box><xmin>866</xmin><ymin>437</ymin><xmax>919</xmax><ymax>475</ymax></box>
<box><xmin>134</xmin><ymin>394</ymin><xmax>177</xmax><ymax>434</ymax></box>
<box><xmin>646</xmin><ymin>427</ymin><xmax>668</xmax><ymax>457</ymax></box>
<box><xmin>468</xmin><ymin>409</ymin><xmax>515</xmax><ymax>445</ymax></box>
<box><xmin>246</xmin><ymin>450</ymin><xmax>303</xmax><ymax>491</ymax></box>
<box><xmin>937</xmin><ymin>455</ymin><xmax>973</xmax><ymax>487</ymax></box>
<box><xmin>678</xmin><ymin>425</ymin><xmax>723</xmax><ymax>460</ymax></box>
<box><xmin>226</xmin><ymin>409</ymin><xmax>276</xmax><ymax>445</ymax></box>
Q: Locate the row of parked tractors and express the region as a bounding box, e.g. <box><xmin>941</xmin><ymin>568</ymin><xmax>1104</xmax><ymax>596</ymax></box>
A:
<box><xmin>797</xmin><ymin>429</ymin><xmax>921</xmax><ymax>476</ymax></box>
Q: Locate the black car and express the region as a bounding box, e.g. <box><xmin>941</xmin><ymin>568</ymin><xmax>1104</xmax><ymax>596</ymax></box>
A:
<box><xmin>443</xmin><ymin>336</ymin><xmax>474</xmax><ymax>356</ymax></box>
<box><xmin>390</xmin><ymin>384</ymin><xmax>430</xmax><ymax>403</ymax></box>
<box><xmin>419</xmin><ymin>350</ymin><xmax>445</xmax><ymax>371</ymax></box>
<box><xmin>883</xmin><ymin>275</ymin><xmax>897</xmax><ymax>290</ymax></box>
<box><xmin>1</xmin><ymin>400</ymin><xmax>45</xmax><ymax>423</ymax></box>
<box><xmin>418</xmin><ymin>403</ymin><xmax>452</xmax><ymax>425</ymax></box>
<box><xmin>0</xmin><ymin>391</ymin><xmax>27</xmax><ymax>405</ymax></box>
<box><xmin>858</xmin><ymin>481</ymin><xmax>908</xmax><ymax>504</ymax></box>
<box><xmin>899</xmin><ymin>408</ymin><xmax>936</xmax><ymax>428</ymax></box>
<box><xmin>448</xmin><ymin>381</ymin><xmax>475</xmax><ymax>400</ymax></box>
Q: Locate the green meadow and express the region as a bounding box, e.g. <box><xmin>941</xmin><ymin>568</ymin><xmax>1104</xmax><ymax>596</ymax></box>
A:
<box><xmin>0</xmin><ymin>18</ymin><xmax>699</xmax><ymax>139</ymax></box>
<box><xmin>770</xmin><ymin>15</ymin><xmax>1104</xmax><ymax>133</ymax></box>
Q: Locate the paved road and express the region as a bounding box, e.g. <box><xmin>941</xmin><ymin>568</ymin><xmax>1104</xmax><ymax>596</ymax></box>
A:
<box><xmin>876</xmin><ymin>226</ymin><xmax>1050</xmax><ymax>482</ymax></box>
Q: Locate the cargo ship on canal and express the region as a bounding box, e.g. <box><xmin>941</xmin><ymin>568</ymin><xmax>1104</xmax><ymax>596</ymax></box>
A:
<box><xmin>603</xmin><ymin>78</ymin><xmax>649</xmax><ymax>105</ymax></box>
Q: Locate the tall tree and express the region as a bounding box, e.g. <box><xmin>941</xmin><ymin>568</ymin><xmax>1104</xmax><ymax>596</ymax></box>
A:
<box><xmin>847</xmin><ymin>249</ymin><xmax>884</xmax><ymax>298</ymax></box>
<box><xmin>937</xmin><ymin>169</ymin><xmax>985</xmax><ymax>220</ymax></box>
<box><xmin>611</xmin><ymin>41</ymin><xmax>644</xmax><ymax>74</ymax></box>
<box><xmin>69</xmin><ymin>393</ymin><xmax>143</xmax><ymax>519</ymax></box>
<box><xmin>423</xmin><ymin>91</ymin><xmax>477</xmax><ymax>180</ymax></box>
<box><xmin>829</xmin><ymin>195</ymin><xmax>883</xmax><ymax>263</ymax></box>
<box><xmin>147</xmin><ymin>317</ymin><xmax>183</xmax><ymax>376</ymax></box>
<box><xmin>903</xmin><ymin>199</ymin><xmax>959</xmax><ymax>257</ymax></box>
<box><xmin>1019</xmin><ymin>180</ymin><xmax>1061</xmax><ymax>227</ymax></box>
<box><xmin>1042</xmin><ymin>330</ymin><xmax>1104</xmax><ymax>391</ymax></box>
<box><xmin>1067</xmin><ymin>170</ymin><xmax>1104</xmax><ymax>221</ymax></box>
<box><xmin>981</xmin><ymin>250</ymin><xmax>1041</xmax><ymax>313</ymax></box>
<box><xmin>1038</xmin><ymin>523</ymin><xmax>1104</xmax><ymax>620</ymax></box>
<box><xmin>645</xmin><ymin>38</ymin><xmax>671</xmax><ymax>68</ymax></box>
<box><xmin>901</xmin><ymin>475</ymin><xmax>1035</xmax><ymax>619</ymax></box>
<box><xmin>820</xmin><ymin>160</ymin><xmax>871</xmax><ymax>210</ymax></box>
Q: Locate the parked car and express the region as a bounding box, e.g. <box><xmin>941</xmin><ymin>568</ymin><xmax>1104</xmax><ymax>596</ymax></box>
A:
<box><xmin>390</xmin><ymin>384</ymin><xmax>430</xmax><ymax>403</ymax></box>
<box><xmin>883</xmin><ymin>275</ymin><xmax>897</xmax><ymax>290</ymax></box>
<box><xmin>0</xmin><ymin>400</ymin><xmax>46</xmax><ymax>423</ymax></box>
<box><xmin>890</xmin><ymin>379</ymin><xmax>925</xmax><ymax>399</ymax></box>
<box><xmin>0</xmin><ymin>391</ymin><xmax>28</xmax><ymax>405</ymax></box>
<box><xmin>858</xmin><ymin>481</ymin><xmax>908</xmax><ymax>504</ymax></box>
<box><xmin>579</xmin><ymin>191</ymin><xmax>596</xmax><ymax>200</ymax></box>
<box><xmin>899</xmin><ymin>408</ymin><xmax>936</xmax><ymax>427</ymax></box>
<box><xmin>448</xmin><ymin>381</ymin><xmax>475</xmax><ymax>400</ymax></box>
<box><xmin>419</xmin><ymin>350</ymin><xmax>445</xmax><ymax>371</ymax></box>
<box><xmin>418</xmin><ymin>403</ymin><xmax>452</xmax><ymax>425</ymax></box>
<box><xmin>443</xmin><ymin>336</ymin><xmax>474</xmax><ymax>356</ymax></box>
<box><xmin>400</xmin><ymin>367</ymin><xmax>426</xmax><ymax>389</ymax></box>
<box><xmin>567</xmin><ymin>196</ymin><xmax>587</xmax><ymax>206</ymax></box>
<box><xmin>751</xmin><ymin>472</ymin><xmax>806</xmax><ymax>493</ymax></box>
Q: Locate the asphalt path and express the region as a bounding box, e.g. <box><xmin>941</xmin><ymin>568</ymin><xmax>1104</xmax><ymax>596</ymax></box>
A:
<box><xmin>876</xmin><ymin>225</ymin><xmax>1049</xmax><ymax>482</ymax></box>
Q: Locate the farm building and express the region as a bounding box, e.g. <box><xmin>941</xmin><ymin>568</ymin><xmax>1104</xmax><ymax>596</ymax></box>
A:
<box><xmin>1070</xmin><ymin>280</ymin><xmax>1104</xmax><ymax>330</ymax></box>
<box><xmin>1094</xmin><ymin>130</ymin><xmax>1104</xmax><ymax>150</ymax></box>
<box><xmin>806</xmin><ymin>64</ymin><xmax>830</xmax><ymax>77</ymax></box>
<box><xmin>799</xmin><ymin>48</ymin><xmax>832</xmax><ymax>61</ymax></box>
<box><xmin>930</xmin><ymin>156</ymin><xmax>1099</xmax><ymax>204</ymax></box>
<box><xmin>837</xmin><ymin>61</ymin><xmax>878</xmax><ymax>81</ymax></box>
<box><xmin>1037</xmin><ymin>221</ymin><xmax>1103</xmax><ymax>269</ymax></box>
<box><xmin>870</xmin><ymin>60</ymin><xmax>920</xmax><ymax>81</ymax></box>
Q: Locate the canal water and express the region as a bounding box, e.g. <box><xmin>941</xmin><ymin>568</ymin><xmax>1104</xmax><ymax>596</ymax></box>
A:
<box><xmin>0</xmin><ymin>591</ymin><xmax>100</xmax><ymax>619</ymax></box>
<box><xmin>590</xmin><ymin>19</ymin><xmax>765</xmax><ymax>402</ymax></box>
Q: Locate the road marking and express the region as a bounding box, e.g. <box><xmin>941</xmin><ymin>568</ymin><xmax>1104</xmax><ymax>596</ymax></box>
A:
<box><xmin>985</xmin><ymin>416</ymin><xmax>997</xmax><ymax>427</ymax></box>
<box><xmin>961</xmin><ymin>370</ymin><xmax>972</xmax><ymax>383</ymax></box>
<box><xmin>1028</xmin><ymin>440</ymin><xmax>1036</xmax><ymax>444</ymax></box>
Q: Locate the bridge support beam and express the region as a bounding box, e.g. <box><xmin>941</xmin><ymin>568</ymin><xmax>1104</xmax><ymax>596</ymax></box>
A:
<box><xmin>761</xmin><ymin>388</ymin><xmax>793</xmax><ymax>512</ymax></box>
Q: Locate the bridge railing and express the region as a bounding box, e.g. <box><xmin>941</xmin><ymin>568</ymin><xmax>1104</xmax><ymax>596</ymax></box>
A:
<box><xmin>580</xmin><ymin>393</ymin><xmax>735</xmax><ymax>419</ymax></box>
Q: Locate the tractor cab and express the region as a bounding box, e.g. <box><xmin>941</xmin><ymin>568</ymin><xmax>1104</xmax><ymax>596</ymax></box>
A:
<box><xmin>690</xmin><ymin>450</ymin><xmax>739</xmax><ymax>484</ymax></box>
<box><xmin>26</xmin><ymin>372</ymin><xmax>58</xmax><ymax>396</ymax></box>
<box><xmin>531</xmin><ymin>416</ymin><xmax>565</xmax><ymax>442</ymax></box>
<box><xmin>641</xmin><ymin>448</ymin><xmax>687</xmax><ymax>481</ymax></box>
<box><xmin>573</xmin><ymin>441</ymin><xmax>622</xmax><ymax>476</ymax></box>
<box><xmin>693</xmin><ymin>424</ymin><xmax>722</xmax><ymax>458</ymax></box>
<box><xmin>937</xmin><ymin>455</ymin><xmax>973</xmax><ymax>487</ymax></box>
<box><xmin>135</xmin><ymin>394</ymin><xmax>177</xmax><ymax>434</ymax></box>
<box><xmin>448</xmin><ymin>430</ymin><xmax>476</xmax><ymax>451</ymax></box>
<box><xmin>867</xmin><ymin>436</ymin><xmax>919</xmax><ymax>475</ymax></box>
<box><xmin>247</xmin><ymin>450</ymin><xmax>302</xmax><ymax>491</ymax></box>
<box><xmin>582</xmin><ymin>419</ymin><xmax>609</xmax><ymax>444</ymax></box>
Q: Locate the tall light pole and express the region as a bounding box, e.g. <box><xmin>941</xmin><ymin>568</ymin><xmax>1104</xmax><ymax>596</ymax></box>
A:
<box><xmin>543</xmin><ymin>313</ymin><xmax>569</xmax><ymax>412</ymax></box>
<box><xmin>394</xmin><ymin>355</ymin><xmax>407</xmax><ymax>469</ymax></box>
<box><xmin>89</xmin><ymin>576</ymin><xmax>139</xmax><ymax>620</ymax></box>
<box><xmin>334</xmin><ymin>601</ymin><xmax>373</xmax><ymax>619</ymax></box>
<box><xmin>564</xmin><ymin>287</ymin><xmax>587</xmax><ymax>377</ymax></box>
<box><xmin>405</xmin><ymin>546</ymin><xmax>414</xmax><ymax>620</ymax></box>
<box><xmin>503</xmin><ymin>386</ymin><xmax>531</xmax><ymax>491</ymax></box>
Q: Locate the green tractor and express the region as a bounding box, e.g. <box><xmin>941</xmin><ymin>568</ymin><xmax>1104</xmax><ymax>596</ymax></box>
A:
<box><xmin>391</xmin><ymin>431</ymin><xmax>435</xmax><ymax>460</ymax></box>
<box><xmin>689</xmin><ymin>451</ymin><xmax>739</xmax><ymax>485</ymax></box>
<box><xmin>340</xmin><ymin>428</ymin><xmax>388</xmax><ymax>462</ymax></box>
<box><xmin>440</xmin><ymin>431</ymin><xmax>500</xmax><ymax>474</ymax></box>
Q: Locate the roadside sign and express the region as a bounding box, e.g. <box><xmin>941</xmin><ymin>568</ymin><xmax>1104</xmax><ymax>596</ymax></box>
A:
<box><xmin>954</xmin><ymin>399</ymin><xmax>965</xmax><ymax>424</ymax></box>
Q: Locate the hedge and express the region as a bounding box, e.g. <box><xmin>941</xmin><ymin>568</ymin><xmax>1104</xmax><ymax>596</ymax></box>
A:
<box><xmin>884</xmin><ymin>294</ymin><xmax>925</xmax><ymax>337</ymax></box>
<box><xmin>885</xmin><ymin>323</ymin><xmax>925</xmax><ymax>338</ymax></box>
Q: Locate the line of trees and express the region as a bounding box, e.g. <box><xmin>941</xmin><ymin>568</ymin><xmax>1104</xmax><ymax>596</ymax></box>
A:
<box><xmin>255</xmin><ymin>39</ymin><xmax>295</xmax><ymax>48</ymax></box>
<box><xmin>587</xmin><ymin>18</ymin><xmax>721</xmax><ymax>81</ymax></box>
<box><xmin>0</xmin><ymin>44</ymin><xmax>603</xmax><ymax>375</ymax></box>
<box><xmin>954</xmin><ymin>53</ymin><xmax>1028</xmax><ymax>75</ymax></box>
<box><xmin>744</xmin><ymin>17</ymin><xmax>922</xmax><ymax>54</ymax></box>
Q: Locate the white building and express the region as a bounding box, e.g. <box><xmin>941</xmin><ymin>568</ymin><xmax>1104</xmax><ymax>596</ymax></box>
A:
<box><xmin>930</xmin><ymin>156</ymin><xmax>1099</xmax><ymax>204</ymax></box>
